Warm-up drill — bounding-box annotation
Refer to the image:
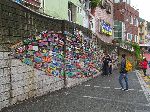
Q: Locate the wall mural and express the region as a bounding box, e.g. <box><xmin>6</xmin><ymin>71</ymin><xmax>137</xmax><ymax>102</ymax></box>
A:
<box><xmin>14</xmin><ymin>31</ymin><xmax>65</xmax><ymax>78</ymax></box>
<box><xmin>65</xmin><ymin>30</ymin><xmax>100</xmax><ymax>78</ymax></box>
<box><xmin>13</xmin><ymin>29</ymin><xmax>103</xmax><ymax>78</ymax></box>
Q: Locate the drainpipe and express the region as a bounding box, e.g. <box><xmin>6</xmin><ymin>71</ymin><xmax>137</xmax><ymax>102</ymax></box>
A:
<box><xmin>42</xmin><ymin>0</ymin><xmax>44</xmax><ymax>13</ymax></box>
<box><xmin>62</xmin><ymin>21</ymin><xmax>67</xmax><ymax>88</ymax></box>
<box><xmin>8</xmin><ymin>50</ymin><xmax>13</xmax><ymax>106</ymax></box>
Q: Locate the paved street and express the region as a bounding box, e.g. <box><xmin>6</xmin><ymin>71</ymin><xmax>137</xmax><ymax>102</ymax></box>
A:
<box><xmin>2</xmin><ymin>70</ymin><xmax>150</xmax><ymax>112</ymax></box>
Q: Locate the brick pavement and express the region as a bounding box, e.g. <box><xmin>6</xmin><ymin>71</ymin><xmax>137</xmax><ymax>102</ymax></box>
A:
<box><xmin>1</xmin><ymin>70</ymin><xmax>150</xmax><ymax>112</ymax></box>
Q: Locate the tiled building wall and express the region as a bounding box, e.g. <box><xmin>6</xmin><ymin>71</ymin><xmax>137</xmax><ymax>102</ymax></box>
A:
<box><xmin>95</xmin><ymin>0</ymin><xmax>114</xmax><ymax>43</ymax></box>
<box><xmin>114</xmin><ymin>2</ymin><xmax>139</xmax><ymax>40</ymax></box>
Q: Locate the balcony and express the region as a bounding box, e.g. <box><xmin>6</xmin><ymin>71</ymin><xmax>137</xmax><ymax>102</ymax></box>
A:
<box><xmin>139</xmin><ymin>40</ymin><xmax>144</xmax><ymax>44</ymax></box>
<box><xmin>139</xmin><ymin>22</ymin><xmax>144</xmax><ymax>27</ymax></box>
<box><xmin>139</xmin><ymin>31</ymin><xmax>144</xmax><ymax>35</ymax></box>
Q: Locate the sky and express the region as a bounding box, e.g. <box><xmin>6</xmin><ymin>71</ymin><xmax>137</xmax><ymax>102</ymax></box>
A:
<box><xmin>131</xmin><ymin>0</ymin><xmax>150</xmax><ymax>21</ymax></box>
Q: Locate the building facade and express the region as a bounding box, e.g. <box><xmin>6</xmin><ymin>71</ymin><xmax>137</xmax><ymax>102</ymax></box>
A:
<box><xmin>114</xmin><ymin>1</ymin><xmax>139</xmax><ymax>43</ymax></box>
<box><xmin>146</xmin><ymin>22</ymin><xmax>150</xmax><ymax>44</ymax></box>
<box><xmin>138</xmin><ymin>18</ymin><xmax>148</xmax><ymax>45</ymax></box>
<box><xmin>91</xmin><ymin>0</ymin><xmax>114</xmax><ymax>43</ymax></box>
<box><xmin>114</xmin><ymin>0</ymin><xmax>131</xmax><ymax>4</ymax></box>
<box><xmin>43</xmin><ymin>0</ymin><xmax>90</xmax><ymax>28</ymax></box>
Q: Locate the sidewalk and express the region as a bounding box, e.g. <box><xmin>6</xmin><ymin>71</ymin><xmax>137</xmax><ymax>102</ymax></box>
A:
<box><xmin>142</xmin><ymin>53</ymin><xmax>150</xmax><ymax>88</ymax></box>
<box><xmin>2</xmin><ymin>70</ymin><xmax>150</xmax><ymax>112</ymax></box>
<box><xmin>137</xmin><ymin>64</ymin><xmax>150</xmax><ymax>99</ymax></box>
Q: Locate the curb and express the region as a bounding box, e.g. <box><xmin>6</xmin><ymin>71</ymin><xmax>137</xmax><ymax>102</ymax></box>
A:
<box><xmin>135</xmin><ymin>70</ymin><xmax>150</xmax><ymax>105</ymax></box>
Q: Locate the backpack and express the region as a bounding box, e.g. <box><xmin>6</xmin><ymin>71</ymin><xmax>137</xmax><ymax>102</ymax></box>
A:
<box><xmin>125</xmin><ymin>60</ymin><xmax>132</xmax><ymax>72</ymax></box>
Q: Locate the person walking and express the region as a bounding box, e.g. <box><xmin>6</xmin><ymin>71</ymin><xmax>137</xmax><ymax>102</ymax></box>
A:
<box><xmin>119</xmin><ymin>54</ymin><xmax>128</xmax><ymax>91</ymax></box>
<box><xmin>141</xmin><ymin>57</ymin><xmax>148</xmax><ymax>76</ymax></box>
<box><xmin>107</xmin><ymin>55</ymin><xmax>113</xmax><ymax>75</ymax></box>
<box><xmin>102</xmin><ymin>55</ymin><xmax>109</xmax><ymax>76</ymax></box>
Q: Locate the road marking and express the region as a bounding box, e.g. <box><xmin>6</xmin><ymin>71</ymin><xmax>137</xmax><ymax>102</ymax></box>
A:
<box><xmin>114</xmin><ymin>88</ymin><xmax>134</xmax><ymax>91</ymax></box>
<box><xmin>114</xmin><ymin>88</ymin><xmax>121</xmax><ymax>90</ymax></box>
<box><xmin>85</xmin><ymin>85</ymin><xmax>139</xmax><ymax>92</ymax></box>
<box><xmin>139</xmin><ymin>90</ymin><xmax>143</xmax><ymax>92</ymax></box>
<box><xmin>83</xmin><ymin>95</ymin><xmax>150</xmax><ymax>106</ymax></box>
<box><xmin>128</xmin><ymin>89</ymin><xmax>134</xmax><ymax>91</ymax></box>
<box><xmin>102</xmin><ymin>87</ymin><xmax>110</xmax><ymax>89</ymax></box>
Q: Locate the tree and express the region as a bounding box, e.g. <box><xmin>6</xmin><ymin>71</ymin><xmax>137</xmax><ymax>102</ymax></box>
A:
<box><xmin>90</xmin><ymin>0</ymin><xmax>101</xmax><ymax>9</ymax></box>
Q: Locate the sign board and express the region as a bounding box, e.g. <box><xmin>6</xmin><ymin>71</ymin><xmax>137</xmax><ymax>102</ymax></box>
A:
<box><xmin>99</xmin><ymin>20</ymin><xmax>112</xmax><ymax>36</ymax></box>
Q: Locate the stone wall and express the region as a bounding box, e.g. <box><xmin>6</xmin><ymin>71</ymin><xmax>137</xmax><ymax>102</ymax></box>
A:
<box><xmin>0</xmin><ymin>51</ymin><xmax>64</xmax><ymax>110</ymax></box>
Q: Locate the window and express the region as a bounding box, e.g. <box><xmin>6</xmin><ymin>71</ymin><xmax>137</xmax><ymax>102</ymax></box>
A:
<box><xmin>98</xmin><ymin>19</ymin><xmax>101</xmax><ymax>32</ymax></box>
<box><xmin>136</xmin><ymin>18</ymin><xmax>138</xmax><ymax>26</ymax></box>
<box><xmin>68</xmin><ymin>2</ymin><xmax>77</xmax><ymax>22</ymax></box>
<box><xmin>134</xmin><ymin>35</ymin><xmax>138</xmax><ymax>42</ymax></box>
<box><xmin>127</xmin><ymin>33</ymin><xmax>132</xmax><ymax>40</ymax></box>
<box><xmin>114</xmin><ymin>0</ymin><xmax>130</xmax><ymax>3</ymax></box>
<box><xmin>129</xmin><ymin>16</ymin><xmax>131</xmax><ymax>23</ymax></box>
<box><xmin>127</xmin><ymin>33</ymin><xmax>129</xmax><ymax>40</ymax></box>
<box><xmin>133</xmin><ymin>18</ymin><xmax>136</xmax><ymax>26</ymax></box>
<box><xmin>77</xmin><ymin>7</ymin><xmax>80</xmax><ymax>13</ymax></box>
<box><xmin>114</xmin><ymin>21</ymin><xmax>122</xmax><ymax>38</ymax></box>
<box><xmin>68</xmin><ymin>9</ymin><xmax>72</xmax><ymax>22</ymax></box>
<box><xmin>134</xmin><ymin>35</ymin><xmax>136</xmax><ymax>42</ymax></box>
<box><xmin>133</xmin><ymin>18</ymin><xmax>138</xmax><ymax>26</ymax></box>
<box><xmin>90</xmin><ymin>20</ymin><xmax>94</xmax><ymax>28</ymax></box>
<box><xmin>130</xmin><ymin>34</ymin><xmax>132</xmax><ymax>40</ymax></box>
<box><xmin>130</xmin><ymin>16</ymin><xmax>133</xmax><ymax>24</ymax></box>
<box><xmin>140</xmin><ymin>36</ymin><xmax>142</xmax><ymax>40</ymax></box>
<box><xmin>85</xmin><ymin>0</ymin><xmax>90</xmax><ymax>10</ymax></box>
<box><xmin>114</xmin><ymin>0</ymin><xmax>120</xmax><ymax>3</ymax></box>
<box><xmin>140</xmin><ymin>28</ymin><xmax>142</xmax><ymax>32</ymax></box>
<box><xmin>129</xmin><ymin>15</ymin><xmax>133</xmax><ymax>24</ymax></box>
<box><xmin>114</xmin><ymin>31</ymin><xmax>122</xmax><ymax>38</ymax></box>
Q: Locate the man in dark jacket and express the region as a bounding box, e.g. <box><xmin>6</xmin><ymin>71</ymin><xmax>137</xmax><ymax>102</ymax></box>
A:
<box><xmin>119</xmin><ymin>54</ymin><xmax>128</xmax><ymax>91</ymax></box>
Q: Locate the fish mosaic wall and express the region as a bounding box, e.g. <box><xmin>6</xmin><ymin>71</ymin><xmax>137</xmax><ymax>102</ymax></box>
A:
<box><xmin>14</xmin><ymin>31</ymin><xmax>65</xmax><ymax>78</ymax></box>
<box><xmin>65</xmin><ymin>30</ymin><xmax>101</xmax><ymax>78</ymax></box>
<box><xmin>13</xmin><ymin>29</ymin><xmax>106</xmax><ymax>78</ymax></box>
